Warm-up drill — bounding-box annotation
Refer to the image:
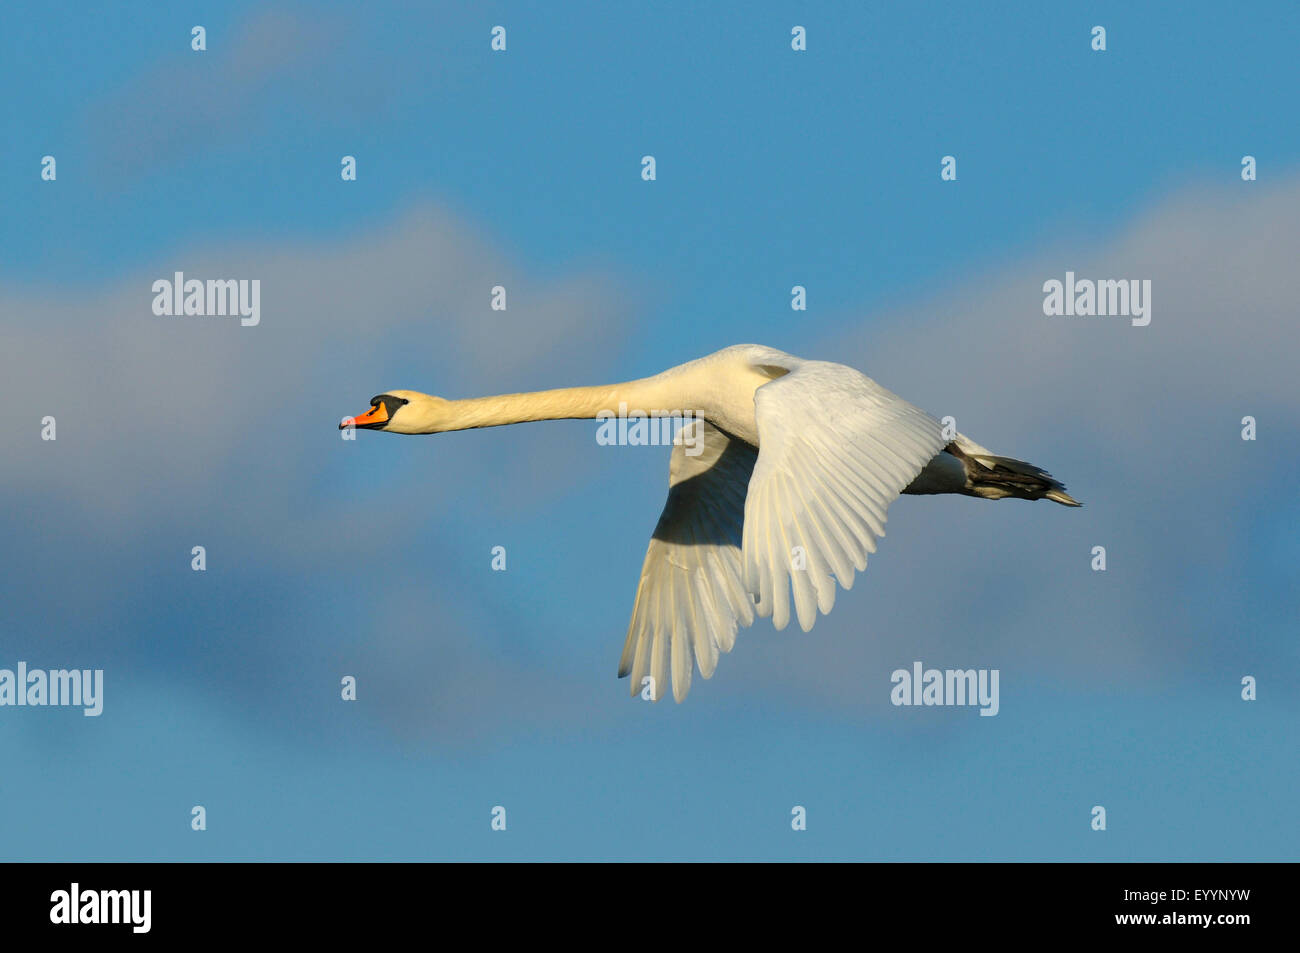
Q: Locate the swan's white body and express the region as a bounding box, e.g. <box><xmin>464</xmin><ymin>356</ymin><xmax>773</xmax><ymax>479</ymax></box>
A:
<box><xmin>343</xmin><ymin>344</ymin><xmax>1077</xmax><ymax>702</ymax></box>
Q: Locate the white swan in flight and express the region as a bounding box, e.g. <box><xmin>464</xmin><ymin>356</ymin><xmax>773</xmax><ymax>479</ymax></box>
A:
<box><xmin>341</xmin><ymin>344</ymin><xmax>1078</xmax><ymax>702</ymax></box>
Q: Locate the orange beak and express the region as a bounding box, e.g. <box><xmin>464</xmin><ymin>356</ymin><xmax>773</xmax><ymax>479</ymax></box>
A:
<box><xmin>340</xmin><ymin>403</ymin><xmax>388</xmax><ymax>430</ymax></box>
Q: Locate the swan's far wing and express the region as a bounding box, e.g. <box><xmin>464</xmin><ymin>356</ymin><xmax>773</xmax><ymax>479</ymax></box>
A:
<box><xmin>743</xmin><ymin>361</ymin><xmax>947</xmax><ymax>632</ymax></box>
<box><xmin>618</xmin><ymin>420</ymin><xmax>758</xmax><ymax>702</ymax></box>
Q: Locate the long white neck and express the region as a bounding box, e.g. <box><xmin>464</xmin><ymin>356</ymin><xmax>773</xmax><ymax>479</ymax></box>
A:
<box><xmin>423</xmin><ymin>375</ymin><xmax>688</xmax><ymax>432</ymax></box>
<box><xmin>393</xmin><ymin>348</ymin><xmax>781</xmax><ymax>440</ymax></box>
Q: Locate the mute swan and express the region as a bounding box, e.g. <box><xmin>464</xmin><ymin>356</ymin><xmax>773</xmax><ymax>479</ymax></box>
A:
<box><xmin>341</xmin><ymin>344</ymin><xmax>1078</xmax><ymax>702</ymax></box>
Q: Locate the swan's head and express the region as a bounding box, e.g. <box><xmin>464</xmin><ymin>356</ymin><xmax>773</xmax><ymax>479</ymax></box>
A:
<box><xmin>339</xmin><ymin>390</ymin><xmax>448</xmax><ymax>434</ymax></box>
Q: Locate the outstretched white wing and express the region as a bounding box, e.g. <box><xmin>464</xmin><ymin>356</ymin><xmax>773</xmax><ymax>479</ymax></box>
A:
<box><xmin>618</xmin><ymin>420</ymin><xmax>757</xmax><ymax>702</ymax></box>
<box><xmin>741</xmin><ymin>360</ymin><xmax>947</xmax><ymax>633</ymax></box>
<box><xmin>619</xmin><ymin>358</ymin><xmax>946</xmax><ymax>702</ymax></box>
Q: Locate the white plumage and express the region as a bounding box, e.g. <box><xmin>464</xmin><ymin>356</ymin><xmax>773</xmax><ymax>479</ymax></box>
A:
<box><xmin>343</xmin><ymin>343</ymin><xmax>1078</xmax><ymax>702</ymax></box>
<box><xmin>617</xmin><ymin>348</ymin><xmax>948</xmax><ymax>701</ymax></box>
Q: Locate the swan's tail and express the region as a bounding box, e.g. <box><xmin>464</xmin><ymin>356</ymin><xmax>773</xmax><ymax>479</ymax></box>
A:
<box><xmin>948</xmin><ymin>439</ymin><xmax>1081</xmax><ymax>506</ymax></box>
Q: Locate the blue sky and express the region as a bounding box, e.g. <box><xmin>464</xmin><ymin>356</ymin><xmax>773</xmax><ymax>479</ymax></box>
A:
<box><xmin>2</xmin><ymin>1</ymin><xmax>1297</xmax><ymax>860</ymax></box>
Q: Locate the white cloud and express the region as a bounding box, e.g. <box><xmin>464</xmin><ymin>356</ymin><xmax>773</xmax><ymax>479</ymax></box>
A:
<box><xmin>0</xmin><ymin>202</ymin><xmax>632</xmax><ymax>742</ymax></box>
